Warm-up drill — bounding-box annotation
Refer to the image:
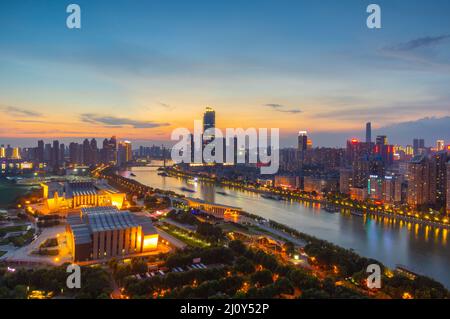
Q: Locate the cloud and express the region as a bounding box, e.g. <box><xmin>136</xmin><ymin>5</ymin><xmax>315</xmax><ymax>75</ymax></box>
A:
<box><xmin>80</xmin><ymin>113</ymin><xmax>170</xmax><ymax>129</ymax></box>
<box><xmin>1</xmin><ymin>106</ymin><xmax>42</xmax><ymax>117</ymax></box>
<box><xmin>385</xmin><ymin>35</ymin><xmax>450</xmax><ymax>52</ymax></box>
<box><xmin>15</xmin><ymin>120</ymin><xmax>49</xmax><ymax>124</ymax></box>
<box><xmin>276</xmin><ymin>109</ymin><xmax>302</xmax><ymax>114</ymax></box>
<box><xmin>159</xmin><ymin>102</ymin><xmax>172</xmax><ymax>109</ymax></box>
<box><xmin>377</xmin><ymin>116</ymin><xmax>450</xmax><ymax>145</ymax></box>
<box><xmin>264</xmin><ymin>103</ymin><xmax>302</xmax><ymax>114</ymax></box>
<box><xmin>265</xmin><ymin>103</ymin><xmax>284</xmax><ymax>109</ymax></box>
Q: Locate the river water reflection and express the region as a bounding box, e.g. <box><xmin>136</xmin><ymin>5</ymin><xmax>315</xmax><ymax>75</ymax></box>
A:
<box><xmin>121</xmin><ymin>167</ymin><xmax>450</xmax><ymax>288</ymax></box>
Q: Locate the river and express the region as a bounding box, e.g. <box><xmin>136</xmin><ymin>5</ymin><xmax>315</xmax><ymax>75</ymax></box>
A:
<box><xmin>121</xmin><ymin>166</ymin><xmax>450</xmax><ymax>288</ymax></box>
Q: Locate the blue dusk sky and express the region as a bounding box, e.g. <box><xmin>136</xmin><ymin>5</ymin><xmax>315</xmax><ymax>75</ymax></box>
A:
<box><xmin>0</xmin><ymin>0</ymin><xmax>449</xmax><ymax>147</ymax></box>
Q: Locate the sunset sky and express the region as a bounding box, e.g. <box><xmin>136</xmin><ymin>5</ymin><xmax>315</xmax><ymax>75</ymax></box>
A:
<box><xmin>0</xmin><ymin>0</ymin><xmax>449</xmax><ymax>147</ymax></box>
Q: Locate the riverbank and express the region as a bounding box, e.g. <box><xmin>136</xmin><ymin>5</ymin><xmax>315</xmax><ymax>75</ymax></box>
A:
<box><xmin>163</xmin><ymin>167</ymin><xmax>450</xmax><ymax>230</ymax></box>
<box><xmin>102</xmin><ymin>166</ymin><xmax>450</xmax><ymax>289</ymax></box>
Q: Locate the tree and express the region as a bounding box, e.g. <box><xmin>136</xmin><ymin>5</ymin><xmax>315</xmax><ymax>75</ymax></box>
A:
<box><xmin>229</xmin><ymin>240</ymin><xmax>247</xmax><ymax>256</ymax></box>
<box><xmin>234</xmin><ymin>256</ymin><xmax>255</xmax><ymax>275</ymax></box>
<box><xmin>273</xmin><ymin>278</ymin><xmax>294</xmax><ymax>295</ymax></box>
<box><xmin>250</xmin><ymin>270</ymin><xmax>273</xmax><ymax>287</ymax></box>
<box><xmin>131</xmin><ymin>259</ymin><xmax>148</xmax><ymax>274</ymax></box>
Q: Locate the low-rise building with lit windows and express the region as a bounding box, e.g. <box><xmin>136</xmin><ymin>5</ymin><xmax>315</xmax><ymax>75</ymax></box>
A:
<box><xmin>41</xmin><ymin>180</ymin><xmax>126</xmax><ymax>213</ymax></box>
<box><xmin>66</xmin><ymin>206</ymin><xmax>159</xmax><ymax>262</ymax></box>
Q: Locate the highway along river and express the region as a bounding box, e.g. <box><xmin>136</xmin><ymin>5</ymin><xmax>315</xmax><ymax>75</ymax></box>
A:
<box><xmin>121</xmin><ymin>166</ymin><xmax>450</xmax><ymax>288</ymax></box>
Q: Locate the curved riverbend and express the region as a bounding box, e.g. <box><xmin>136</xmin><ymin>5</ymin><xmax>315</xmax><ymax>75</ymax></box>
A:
<box><xmin>121</xmin><ymin>167</ymin><xmax>450</xmax><ymax>288</ymax></box>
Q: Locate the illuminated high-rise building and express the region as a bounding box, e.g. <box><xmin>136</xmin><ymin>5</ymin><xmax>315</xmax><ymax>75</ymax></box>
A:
<box><xmin>447</xmin><ymin>160</ymin><xmax>450</xmax><ymax>216</ymax></box>
<box><xmin>407</xmin><ymin>155</ymin><xmax>435</xmax><ymax>208</ymax></box>
<box><xmin>374</xmin><ymin>135</ymin><xmax>393</xmax><ymax>166</ymax></box>
<box><xmin>0</xmin><ymin>146</ymin><xmax>5</xmax><ymax>158</ymax></box>
<box><xmin>117</xmin><ymin>141</ymin><xmax>132</xmax><ymax>166</ymax></box>
<box><xmin>433</xmin><ymin>151</ymin><xmax>448</xmax><ymax>209</ymax></box>
<box><xmin>307</xmin><ymin>138</ymin><xmax>313</xmax><ymax>150</ymax></box>
<box><xmin>297</xmin><ymin>131</ymin><xmax>308</xmax><ymax>169</ymax></box>
<box><xmin>436</xmin><ymin>140</ymin><xmax>445</xmax><ymax>152</ymax></box>
<box><xmin>203</xmin><ymin>106</ymin><xmax>216</xmax><ymax>139</ymax></box>
<box><xmin>405</xmin><ymin>145</ymin><xmax>414</xmax><ymax>156</ymax></box>
<box><xmin>202</xmin><ymin>107</ymin><xmax>216</xmax><ymax>163</ymax></box>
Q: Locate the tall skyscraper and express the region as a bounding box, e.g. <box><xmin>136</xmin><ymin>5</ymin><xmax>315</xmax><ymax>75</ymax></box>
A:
<box><xmin>202</xmin><ymin>107</ymin><xmax>216</xmax><ymax>162</ymax></box>
<box><xmin>203</xmin><ymin>106</ymin><xmax>216</xmax><ymax>137</ymax></box>
<box><xmin>37</xmin><ymin>140</ymin><xmax>44</xmax><ymax>163</ymax></box>
<box><xmin>297</xmin><ymin>131</ymin><xmax>308</xmax><ymax>169</ymax></box>
<box><xmin>0</xmin><ymin>145</ymin><xmax>5</xmax><ymax>158</ymax></box>
<box><xmin>366</xmin><ymin>122</ymin><xmax>372</xmax><ymax>143</ymax></box>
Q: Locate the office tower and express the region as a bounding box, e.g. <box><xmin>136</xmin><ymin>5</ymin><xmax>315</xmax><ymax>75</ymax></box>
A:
<box><xmin>374</xmin><ymin>135</ymin><xmax>393</xmax><ymax>166</ymax></box>
<box><xmin>376</xmin><ymin>135</ymin><xmax>387</xmax><ymax>145</ymax></box>
<box><xmin>52</xmin><ymin>140</ymin><xmax>60</xmax><ymax>168</ymax></box>
<box><xmin>407</xmin><ymin>155</ymin><xmax>435</xmax><ymax>208</ymax></box>
<box><xmin>436</xmin><ymin>140</ymin><xmax>445</xmax><ymax>152</ymax></box>
<box><xmin>297</xmin><ymin>131</ymin><xmax>308</xmax><ymax>169</ymax></box>
<box><xmin>203</xmin><ymin>106</ymin><xmax>216</xmax><ymax>138</ymax></box>
<box><xmin>348</xmin><ymin>139</ymin><xmax>373</xmax><ymax>164</ymax></box>
<box><xmin>202</xmin><ymin>107</ymin><xmax>216</xmax><ymax>163</ymax></box>
<box><xmin>37</xmin><ymin>140</ymin><xmax>44</xmax><ymax>163</ymax></box>
<box><xmin>366</xmin><ymin>122</ymin><xmax>372</xmax><ymax>143</ymax></box>
<box><xmin>117</xmin><ymin>141</ymin><xmax>132</xmax><ymax>166</ymax></box>
<box><xmin>413</xmin><ymin>138</ymin><xmax>425</xmax><ymax>155</ymax></box>
<box><xmin>0</xmin><ymin>146</ymin><xmax>5</xmax><ymax>158</ymax></box>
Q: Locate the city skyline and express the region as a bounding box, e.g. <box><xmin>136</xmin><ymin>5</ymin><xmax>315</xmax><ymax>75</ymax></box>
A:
<box><xmin>1</xmin><ymin>0</ymin><xmax>450</xmax><ymax>147</ymax></box>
